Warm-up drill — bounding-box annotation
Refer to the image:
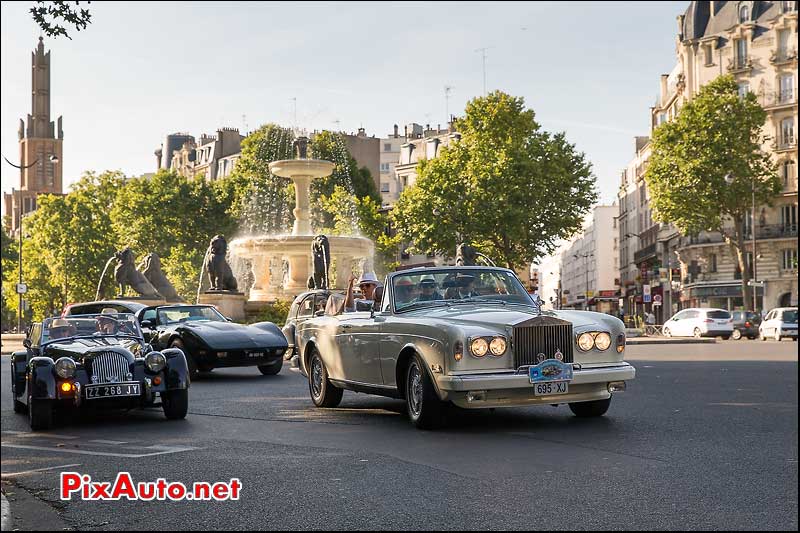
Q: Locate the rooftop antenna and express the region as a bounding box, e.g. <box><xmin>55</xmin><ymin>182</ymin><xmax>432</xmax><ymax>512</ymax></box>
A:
<box><xmin>444</xmin><ymin>85</ymin><xmax>454</xmax><ymax>125</ymax></box>
<box><xmin>475</xmin><ymin>47</ymin><xmax>492</xmax><ymax>96</ymax></box>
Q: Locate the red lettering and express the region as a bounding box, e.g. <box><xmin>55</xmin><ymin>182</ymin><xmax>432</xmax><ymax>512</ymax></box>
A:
<box><xmin>212</xmin><ymin>483</ymin><xmax>228</xmax><ymax>500</ymax></box>
<box><xmin>110</xmin><ymin>472</ymin><xmax>136</xmax><ymax>500</ymax></box>
<box><xmin>156</xmin><ymin>478</ymin><xmax>168</xmax><ymax>500</ymax></box>
<box><xmin>167</xmin><ymin>482</ymin><xmax>185</xmax><ymax>500</ymax></box>
<box><xmin>138</xmin><ymin>482</ymin><xmax>156</xmax><ymax>501</ymax></box>
<box><xmin>60</xmin><ymin>472</ymin><xmax>81</xmax><ymax>500</ymax></box>
<box><xmin>229</xmin><ymin>479</ymin><xmax>241</xmax><ymax>500</ymax></box>
<box><xmin>91</xmin><ymin>482</ymin><xmax>111</xmax><ymax>499</ymax></box>
<box><xmin>193</xmin><ymin>483</ymin><xmax>210</xmax><ymax>500</ymax></box>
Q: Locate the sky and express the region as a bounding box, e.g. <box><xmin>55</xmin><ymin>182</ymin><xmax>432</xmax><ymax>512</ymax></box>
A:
<box><xmin>1</xmin><ymin>1</ymin><xmax>687</xmax><ymax>205</ymax></box>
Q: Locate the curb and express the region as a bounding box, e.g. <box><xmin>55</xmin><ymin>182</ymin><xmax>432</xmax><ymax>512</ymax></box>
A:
<box><xmin>1</xmin><ymin>489</ymin><xmax>10</xmax><ymax>532</ymax></box>
<box><xmin>628</xmin><ymin>338</ymin><xmax>716</xmax><ymax>345</ymax></box>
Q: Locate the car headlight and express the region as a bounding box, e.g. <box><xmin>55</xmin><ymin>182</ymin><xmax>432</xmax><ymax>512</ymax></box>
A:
<box><xmin>616</xmin><ymin>333</ymin><xmax>626</xmax><ymax>353</ymax></box>
<box><xmin>489</xmin><ymin>337</ymin><xmax>506</xmax><ymax>356</ymax></box>
<box><xmin>595</xmin><ymin>332</ymin><xmax>612</xmax><ymax>351</ymax></box>
<box><xmin>577</xmin><ymin>332</ymin><xmax>595</xmax><ymax>351</ymax></box>
<box><xmin>145</xmin><ymin>351</ymin><xmax>166</xmax><ymax>372</ymax></box>
<box><xmin>54</xmin><ymin>357</ymin><xmax>76</xmax><ymax>378</ymax></box>
<box><xmin>470</xmin><ymin>338</ymin><xmax>489</xmax><ymax>357</ymax></box>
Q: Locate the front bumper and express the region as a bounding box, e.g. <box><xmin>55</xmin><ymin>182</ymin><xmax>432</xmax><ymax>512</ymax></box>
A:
<box><xmin>436</xmin><ymin>362</ymin><xmax>635</xmax><ymax>409</ymax></box>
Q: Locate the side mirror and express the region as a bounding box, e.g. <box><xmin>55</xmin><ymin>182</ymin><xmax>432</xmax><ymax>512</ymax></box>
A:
<box><xmin>140</xmin><ymin>319</ymin><xmax>155</xmax><ymax>329</ymax></box>
<box><xmin>23</xmin><ymin>338</ymin><xmax>32</xmax><ymax>349</ymax></box>
<box><xmin>314</xmin><ymin>310</ymin><xmax>325</xmax><ymax>317</ymax></box>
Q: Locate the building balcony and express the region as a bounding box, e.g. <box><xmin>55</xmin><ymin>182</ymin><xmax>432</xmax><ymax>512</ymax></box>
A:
<box><xmin>634</xmin><ymin>243</ymin><xmax>657</xmax><ymax>264</ymax></box>
<box><xmin>752</xmin><ymin>224</ymin><xmax>798</xmax><ymax>239</ymax></box>
<box><xmin>774</xmin><ymin>138</ymin><xmax>797</xmax><ymax>153</ymax></box>
<box><xmin>769</xmin><ymin>48</ymin><xmax>798</xmax><ymax>66</ymax></box>
<box><xmin>760</xmin><ymin>90</ymin><xmax>797</xmax><ymax>111</ymax></box>
<box><xmin>727</xmin><ymin>57</ymin><xmax>753</xmax><ymax>73</ymax></box>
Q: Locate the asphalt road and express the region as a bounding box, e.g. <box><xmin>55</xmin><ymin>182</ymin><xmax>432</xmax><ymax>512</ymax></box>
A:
<box><xmin>1</xmin><ymin>340</ymin><xmax>797</xmax><ymax>531</ymax></box>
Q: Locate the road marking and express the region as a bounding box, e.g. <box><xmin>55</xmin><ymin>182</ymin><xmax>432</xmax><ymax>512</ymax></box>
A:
<box><xmin>1</xmin><ymin>463</ymin><xmax>82</xmax><ymax>479</ymax></box>
<box><xmin>2</xmin><ymin>430</ymin><xmax>79</xmax><ymax>440</ymax></box>
<box><xmin>87</xmin><ymin>439</ymin><xmax>128</xmax><ymax>445</ymax></box>
<box><xmin>1</xmin><ymin>444</ymin><xmax>196</xmax><ymax>458</ymax></box>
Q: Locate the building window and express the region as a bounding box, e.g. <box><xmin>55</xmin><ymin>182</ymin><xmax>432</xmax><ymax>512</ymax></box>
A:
<box><xmin>709</xmin><ymin>253</ymin><xmax>717</xmax><ymax>273</ymax></box>
<box><xmin>782</xmin><ymin>249</ymin><xmax>798</xmax><ymax>270</ymax></box>
<box><xmin>736</xmin><ymin>38</ymin><xmax>748</xmax><ymax>67</ymax></box>
<box><xmin>738</xmin><ymin>82</ymin><xmax>750</xmax><ymax>98</ymax></box>
<box><xmin>782</xmin><ymin>1</ymin><xmax>796</xmax><ymax>13</ymax></box>
<box><xmin>384</xmin><ymin>143</ymin><xmax>392</xmax><ymax>152</ymax></box>
<box><xmin>779</xmin><ymin>74</ymin><xmax>794</xmax><ymax>103</ymax></box>
<box><xmin>781</xmin><ymin>117</ymin><xmax>796</xmax><ymax>147</ymax></box>
<box><xmin>704</xmin><ymin>44</ymin><xmax>713</xmax><ymax>65</ymax></box>
<box><xmin>782</xmin><ymin>204</ymin><xmax>798</xmax><ymax>231</ymax></box>
<box><xmin>379</xmin><ymin>162</ymin><xmax>390</xmax><ymax>173</ymax></box>
<box><xmin>380</xmin><ymin>182</ymin><xmax>390</xmax><ymax>193</ymax></box>
<box><xmin>783</xmin><ymin>159</ymin><xmax>796</xmax><ymax>187</ymax></box>
<box><xmin>739</xmin><ymin>5</ymin><xmax>749</xmax><ymax>23</ymax></box>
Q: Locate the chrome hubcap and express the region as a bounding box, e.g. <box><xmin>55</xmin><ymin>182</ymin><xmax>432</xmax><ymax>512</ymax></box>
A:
<box><xmin>408</xmin><ymin>364</ymin><xmax>422</xmax><ymax>416</ymax></box>
<box><xmin>311</xmin><ymin>357</ymin><xmax>323</xmax><ymax>399</ymax></box>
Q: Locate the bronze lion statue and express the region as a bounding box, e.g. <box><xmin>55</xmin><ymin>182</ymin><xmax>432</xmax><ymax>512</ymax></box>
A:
<box><xmin>114</xmin><ymin>247</ymin><xmax>161</xmax><ymax>298</ymax></box>
<box><xmin>206</xmin><ymin>235</ymin><xmax>238</xmax><ymax>292</ymax></box>
<box><xmin>138</xmin><ymin>253</ymin><xmax>185</xmax><ymax>302</ymax></box>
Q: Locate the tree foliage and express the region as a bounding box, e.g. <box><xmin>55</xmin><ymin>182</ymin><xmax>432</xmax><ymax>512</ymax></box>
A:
<box><xmin>391</xmin><ymin>91</ymin><xmax>597</xmax><ymax>271</ymax></box>
<box><xmin>30</xmin><ymin>1</ymin><xmax>91</xmax><ymax>40</ymax></box>
<box><xmin>644</xmin><ymin>75</ymin><xmax>779</xmax><ymax>306</ymax></box>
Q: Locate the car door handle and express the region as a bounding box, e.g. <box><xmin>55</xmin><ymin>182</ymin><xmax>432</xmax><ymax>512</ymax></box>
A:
<box><xmin>341</xmin><ymin>324</ymin><xmax>353</xmax><ymax>329</ymax></box>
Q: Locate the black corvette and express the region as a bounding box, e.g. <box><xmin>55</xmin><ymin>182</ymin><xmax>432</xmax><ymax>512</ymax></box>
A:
<box><xmin>137</xmin><ymin>304</ymin><xmax>288</xmax><ymax>379</ymax></box>
<box><xmin>10</xmin><ymin>313</ymin><xmax>190</xmax><ymax>430</ymax></box>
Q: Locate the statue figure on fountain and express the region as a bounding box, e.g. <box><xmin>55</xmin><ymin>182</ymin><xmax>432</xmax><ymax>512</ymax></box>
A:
<box><xmin>455</xmin><ymin>243</ymin><xmax>478</xmax><ymax>266</ymax></box>
<box><xmin>307</xmin><ymin>234</ymin><xmax>331</xmax><ymax>289</ymax></box>
<box><xmin>137</xmin><ymin>253</ymin><xmax>185</xmax><ymax>302</ymax></box>
<box><xmin>206</xmin><ymin>235</ymin><xmax>240</xmax><ymax>292</ymax></box>
<box><xmin>114</xmin><ymin>247</ymin><xmax>161</xmax><ymax>298</ymax></box>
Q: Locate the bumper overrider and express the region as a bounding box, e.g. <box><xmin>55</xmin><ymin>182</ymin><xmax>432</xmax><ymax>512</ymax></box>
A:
<box><xmin>436</xmin><ymin>362</ymin><xmax>636</xmax><ymax>409</ymax></box>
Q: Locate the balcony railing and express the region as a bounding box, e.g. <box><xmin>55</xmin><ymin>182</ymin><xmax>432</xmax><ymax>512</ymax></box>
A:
<box><xmin>727</xmin><ymin>57</ymin><xmax>753</xmax><ymax>72</ymax></box>
<box><xmin>775</xmin><ymin>137</ymin><xmax>797</xmax><ymax>151</ymax></box>
<box><xmin>770</xmin><ymin>48</ymin><xmax>798</xmax><ymax>64</ymax></box>
<box><xmin>678</xmin><ymin>225</ymin><xmax>797</xmax><ymax>248</ymax></box>
<box><xmin>760</xmin><ymin>90</ymin><xmax>797</xmax><ymax>108</ymax></box>
<box><xmin>634</xmin><ymin>243</ymin><xmax>657</xmax><ymax>263</ymax></box>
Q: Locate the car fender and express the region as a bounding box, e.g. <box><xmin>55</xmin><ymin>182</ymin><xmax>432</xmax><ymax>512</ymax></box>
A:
<box><xmin>395</xmin><ymin>342</ymin><xmax>446</xmax><ymax>401</ymax></box>
<box><xmin>10</xmin><ymin>350</ymin><xmax>28</xmax><ymax>397</ymax></box>
<box><xmin>28</xmin><ymin>356</ymin><xmax>56</xmax><ymax>400</ymax></box>
<box><xmin>162</xmin><ymin>347</ymin><xmax>190</xmax><ymax>389</ymax></box>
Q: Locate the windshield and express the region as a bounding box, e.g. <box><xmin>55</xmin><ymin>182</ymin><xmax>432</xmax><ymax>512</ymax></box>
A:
<box><xmin>782</xmin><ymin>310</ymin><xmax>798</xmax><ymax>323</ymax></box>
<box><xmin>392</xmin><ymin>268</ymin><xmax>533</xmax><ymax>312</ymax></box>
<box><xmin>42</xmin><ymin>313</ymin><xmax>142</xmax><ymax>344</ymax></box>
<box><xmin>157</xmin><ymin>305</ymin><xmax>226</xmax><ymax>325</ymax></box>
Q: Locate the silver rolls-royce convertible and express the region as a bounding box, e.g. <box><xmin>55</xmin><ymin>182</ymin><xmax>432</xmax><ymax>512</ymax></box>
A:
<box><xmin>295</xmin><ymin>266</ymin><xmax>635</xmax><ymax>429</ymax></box>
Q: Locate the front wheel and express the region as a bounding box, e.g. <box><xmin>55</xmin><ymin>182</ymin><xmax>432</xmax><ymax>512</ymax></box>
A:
<box><xmin>774</xmin><ymin>330</ymin><xmax>781</xmax><ymax>342</ymax></box>
<box><xmin>406</xmin><ymin>355</ymin><xmax>445</xmax><ymax>429</ymax></box>
<box><xmin>308</xmin><ymin>348</ymin><xmax>342</xmax><ymax>408</ymax></box>
<box><xmin>28</xmin><ymin>387</ymin><xmax>52</xmax><ymax>430</ymax></box>
<box><xmin>569</xmin><ymin>397</ymin><xmax>611</xmax><ymax>418</ymax></box>
<box><xmin>162</xmin><ymin>389</ymin><xmax>188</xmax><ymax>420</ymax></box>
<box><xmin>693</xmin><ymin>327</ymin><xmax>702</xmax><ymax>338</ymax></box>
<box><xmin>663</xmin><ymin>327</ymin><xmax>672</xmax><ymax>338</ymax></box>
<box><xmin>258</xmin><ymin>360</ymin><xmax>282</xmax><ymax>376</ymax></box>
<box><xmin>731</xmin><ymin>329</ymin><xmax>742</xmax><ymax>340</ymax></box>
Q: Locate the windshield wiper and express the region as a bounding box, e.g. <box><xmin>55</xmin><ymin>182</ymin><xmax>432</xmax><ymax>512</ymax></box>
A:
<box><xmin>447</xmin><ymin>298</ymin><xmax>507</xmax><ymax>305</ymax></box>
<box><xmin>396</xmin><ymin>301</ymin><xmax>451</xmax><ymax>313</ymax></box>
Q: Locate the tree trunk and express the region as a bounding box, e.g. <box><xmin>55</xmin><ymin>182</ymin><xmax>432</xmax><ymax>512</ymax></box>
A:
<box><xmin>727</xmin><ymin>217</ymin><xmax>752</xmax><ymax>310</ymax></box>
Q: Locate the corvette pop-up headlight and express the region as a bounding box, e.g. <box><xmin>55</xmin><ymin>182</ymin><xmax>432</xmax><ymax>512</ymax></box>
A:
<box><xmin>489</xmin><ymin>337</ymin><xmax>507</xmax><ymax>356</ymax></box>
<box><xmin>594</xmin><ymin>332</ymin><xmax>612</xmax><ymax>351</ymax></box>
<box><xmin>55</xmin><ymin>357</ymin><xmax>76</xmax><ymax>378</ymax></box>
<box><xmin>577</xmin><ymin>332</ymin><xmax>595</xmax><ymax>351</ymax></box>
<box><xmin>145</xmin><ymin>351</ymin><xmax>166</xmax><ymax>372</ymax></box>
<box><xmin>470</xmin><ymin>338</ymin><xmax>489</xmax><ymax>357</ymax></box>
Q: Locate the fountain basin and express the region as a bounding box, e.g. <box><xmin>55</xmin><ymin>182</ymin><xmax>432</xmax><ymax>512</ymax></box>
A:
<box><xmin>268</xmin><ymin>159</ymin><xmax>335</xmax><ymax>179</ymax></box>
<box><xmin>230</xmin><ymin>234</ymin><xmax>374</xmax><ymax>301</ymax></box>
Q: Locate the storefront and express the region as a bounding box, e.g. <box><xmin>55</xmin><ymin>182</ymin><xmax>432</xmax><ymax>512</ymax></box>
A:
<box><xmin>681</xmin><ymin>282</ymin><xmax>764</xmax><ymax>311</ymax></box>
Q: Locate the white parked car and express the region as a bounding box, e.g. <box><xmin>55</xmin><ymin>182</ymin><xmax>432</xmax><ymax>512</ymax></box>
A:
<box><xmin>663</xmin><ymin>308</ymin><xmax>733</xmax><ymax>339</ymax></box>
<box><xmin>758</xmin><ymin>307</ymin><xmax>798</xmax><ymax>341</ymax></box>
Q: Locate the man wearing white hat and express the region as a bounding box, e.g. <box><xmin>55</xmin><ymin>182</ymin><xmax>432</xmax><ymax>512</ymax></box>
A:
<box><xmin>345</xmin><ymin>272</ymin><xmax>380</xmax><ymax>312</ymax></box>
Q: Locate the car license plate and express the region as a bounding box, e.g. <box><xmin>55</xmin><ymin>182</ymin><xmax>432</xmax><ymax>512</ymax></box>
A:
<box><xmin>85</xmin><ymin>382</ymin><xmax>141</xmax><ymax>399</ymax></box>
<box><xmin>533</xmin><ymin>381</ymin><xmax>569</xmax><ymax>396</ymax></box>
<box><xmin>247</xmin><ymin>351</ymin><xmax>264</xmax><ymax>358</ymax></box>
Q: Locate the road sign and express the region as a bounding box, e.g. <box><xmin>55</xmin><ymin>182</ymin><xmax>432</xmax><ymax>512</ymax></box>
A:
<box><xmin>653</xmin><ymin>294</ymin><xmax>662</xmax><ymax>303</ymax></box>
<box><xmin>643</xmin><ymin>284</ymin><xmax>651</xmax><ymax>303</ymax></box>
<box><xmin>653</xmin><ymin>300</ymin><xmax>662</xmax><ymax>307</ymax></box>
<box><xmin>747</xmin><ymin>280</ymin><xmax>765</xmax><ymax>287</ymax></box>
<box><xmin>15</xmin><ymin>283</ymin><xmax>27</xmax><ymax>294</ymax></box>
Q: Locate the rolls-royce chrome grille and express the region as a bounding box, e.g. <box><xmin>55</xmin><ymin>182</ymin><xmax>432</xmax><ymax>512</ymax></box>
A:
<box><xmin>512</xmin><ymin>317</ymin><xmax>574</xmax><ymax>368</ymax></box>
<box><xmin>89</xmin><ymin>352</ymin><xmax>131</xmax><ymax>384</ymax></box>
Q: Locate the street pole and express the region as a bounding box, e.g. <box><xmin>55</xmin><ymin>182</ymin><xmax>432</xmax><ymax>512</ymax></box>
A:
<box><xmin>752</xmin><ymin>178</ymin><xmax>757</xmax><ymax>312</ymax></box>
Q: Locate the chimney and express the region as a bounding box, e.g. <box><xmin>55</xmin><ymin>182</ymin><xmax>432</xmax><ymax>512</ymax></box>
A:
<box><xmin>660</xmin><ymin>74</ymin><xmax>669</xmax><ymax>102</ymax></box>
<box><xmin>404</xmin><ymin>125</ymin><xmax>408</xmax><ymax>138</ymax></box>
<box><xmin>393</xmin><ymin>124</ymin><xmax>399</xmax><ymax>138</ymax></box>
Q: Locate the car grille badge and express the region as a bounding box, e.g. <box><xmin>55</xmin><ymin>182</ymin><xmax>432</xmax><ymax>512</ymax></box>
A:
<box><xmin>126</xmin><ymin>372</ymin><xmax>133</xmax><ymax>381</ymax></box>
<box><xmin>554</xmin><ymin>349</ymin><xmax>564</xmax><ymax>361</ymax></box>
<box><xmin>536</xmin><ymin>353</ymin><xmax>546</xmax><ymax>363</ymax></box>
<box><xmin>91</xmin><ymin>375</ymin><xmax>99</xmax><ymax>384</ymax></box>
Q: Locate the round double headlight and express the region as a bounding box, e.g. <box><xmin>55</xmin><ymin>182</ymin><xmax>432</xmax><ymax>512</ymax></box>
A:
<box><xmin>145</xmin><ymin>351</ymin><xmax>167</xmax><ymax>372</ymax></box>
<box><xmin>54</xmin><ymin>357</ymin><xmax>76</xmax><ymax>379</ymax></box>
<box><xmin>577</xmin><ymin>332</ymin><xmax>595</xmax><ymax>351</ymax></box>
<box><xmin>489</xmin><ymin>337</ymin><xmax>507</xmax><ymax>356</ymax></box>
<box><xmin>594</xmin><ymin>332</ymin><xmax>612</xmax><ymax>351</ymax></box>
<box><xmin>470</xmin><ymin>338</ymin><xmax>489</xmax><ymax>357</ymax></box>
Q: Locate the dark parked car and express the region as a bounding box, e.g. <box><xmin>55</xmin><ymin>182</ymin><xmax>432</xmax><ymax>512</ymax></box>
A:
<box><xmin>730</xmin><ymin>310</ymin><xmax>761</xmax><ymax>340</ymax></box>
<box><xmin>282</xmin><ymin>290</ymin><xmax>331</xmax><ymax>365</ymax></box>
<box><xmin>10</xmin><ymin>312</ymin><xmax>190</xmax><ymax>430</ymax></box>
<box><xmin>137</xmin><ymin>304</ymin><xmax>288</xmax><ymax>379</ymax></box>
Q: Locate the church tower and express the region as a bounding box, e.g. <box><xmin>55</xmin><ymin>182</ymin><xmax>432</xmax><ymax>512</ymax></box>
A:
<box><xmin>4</xmin><ymin>37</ymin><xmax>64</xmax><ymax>233</ymax></box>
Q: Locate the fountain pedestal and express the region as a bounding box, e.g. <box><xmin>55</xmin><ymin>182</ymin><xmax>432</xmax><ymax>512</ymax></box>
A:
<box><xmin>198</xmin><ymin>291</ymin><xmax>247</xmax><ymax>322</ymax></box>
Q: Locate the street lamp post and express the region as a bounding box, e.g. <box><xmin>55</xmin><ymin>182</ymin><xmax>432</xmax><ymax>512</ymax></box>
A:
<box><xmin>725</xmin><ymin>173</ymin><xmax>758</xmax><ymax>311</ymax></box>
<box><xmin>3</xmin><ymin>154</ymin><xmax>59</xmax><ymax>331</ymax></box>
<box><xmin>573</xmin><ymin>252</ymin><xmax>593</xmax><ymax>311</ymax></box>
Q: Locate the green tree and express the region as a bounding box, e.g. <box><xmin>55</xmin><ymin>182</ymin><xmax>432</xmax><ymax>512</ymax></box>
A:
<box><xmin>1</xmin><ymin>220</ymin><xmax>19</xmax><ymax>328</ymax></box>
<box><xmin>644</xmin><ymin>75</ymin><xmax>779</xmax><ymax>308</ymax></box>
<box><xmin>392</xmin><ymin>91</ymin><xmax>597</xmax><ymax>271</ymax></box>
<box><xmin>30</xmin><ymin>1</ymin><xmax>91</xmax><ymax>40</ymax></box>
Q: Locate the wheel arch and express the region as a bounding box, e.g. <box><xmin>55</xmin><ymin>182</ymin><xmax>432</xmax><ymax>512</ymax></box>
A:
<box><xmin>395</xmin><ymin>345</ymin><xmax>443</xmax><ymax>401</ymax></box>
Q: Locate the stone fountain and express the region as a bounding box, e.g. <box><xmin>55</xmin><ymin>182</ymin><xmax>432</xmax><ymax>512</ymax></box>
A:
<box><xmin>229</xmin><ymin>136</ymin><xmax>374</xmax><ymax>302</ymax></box>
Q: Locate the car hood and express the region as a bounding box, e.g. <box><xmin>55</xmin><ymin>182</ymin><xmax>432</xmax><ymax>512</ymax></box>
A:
<box><xmin>42</xmin><ymin>338</ymin><xmax>141</xmax><ymax>362</ymax></box>
<box><xmin>180</xmin><ymin>321</ymin><xmax>287</xmax><ymax>350</ymax></box>
<box><xmin>402</xmin><ymin>305</ymin><xmax>616</xmax><ymax>331</ymax></box>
